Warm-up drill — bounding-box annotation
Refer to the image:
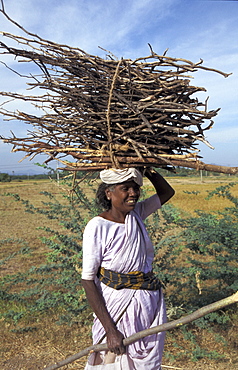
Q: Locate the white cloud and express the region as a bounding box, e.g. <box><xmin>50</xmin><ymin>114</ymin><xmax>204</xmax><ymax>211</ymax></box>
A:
<box><xmin>1</xmin><ymin>0</ymin><xmax>178</xmax><ymax>55</ymax></box>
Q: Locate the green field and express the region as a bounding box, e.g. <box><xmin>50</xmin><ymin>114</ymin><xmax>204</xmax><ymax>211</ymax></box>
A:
<box><xmin>0</xmin><ymin>176</ymin><xmax>237</xmax><ymax>370</ymax></box>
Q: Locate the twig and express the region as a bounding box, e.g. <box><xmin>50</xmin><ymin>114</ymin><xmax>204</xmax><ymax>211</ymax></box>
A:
<box><xmin>106</xmin><ymin>59</ymin><xmax>122</xmax><ymax>167</ymax></box>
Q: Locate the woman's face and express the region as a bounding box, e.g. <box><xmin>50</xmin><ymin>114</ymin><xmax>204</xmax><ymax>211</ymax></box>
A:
<box><xmin>106</xmin><ymin>180</ymin><xmax>141</xmax><ymax>214</ymax></box>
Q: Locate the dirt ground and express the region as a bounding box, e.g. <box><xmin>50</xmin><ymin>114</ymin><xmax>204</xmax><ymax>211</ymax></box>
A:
<box><xmin>1</xmin><ymin>319</ymin><xmax>237</xmax><ymax>370</ymax></box>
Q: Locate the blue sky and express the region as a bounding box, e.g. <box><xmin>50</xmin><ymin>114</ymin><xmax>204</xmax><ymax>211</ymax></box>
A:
<box><xmin>0</xmin><ymin>0</ymin><xmax>237</xmax><ymax>174</ymax></box>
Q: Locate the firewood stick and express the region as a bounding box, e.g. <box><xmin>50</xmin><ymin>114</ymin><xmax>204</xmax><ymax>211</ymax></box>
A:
<box><xmin>170</xmin><ymin>159</ymin><xmax>238</xmax><ymax>175</ymax></box>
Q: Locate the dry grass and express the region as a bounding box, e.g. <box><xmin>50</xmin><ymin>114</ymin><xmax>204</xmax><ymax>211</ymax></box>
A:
<box><xmin>0</xmin><ymin>179</ymin><xmax>64</xmax><ymax>276</ymax></box>
<box><xmin>145</xmin><ymin>175</ymin><xmax>238</xmax><ymax>215</ymax></box>
<box><xmin>168</xmin><ymin>176</ymin><xmax>238</xmax><ymax>214</ymax></box>
<box><xmin>0</xmin><ymin>175</ymin><xmax>237</xmax><ymax>370</ymax></box>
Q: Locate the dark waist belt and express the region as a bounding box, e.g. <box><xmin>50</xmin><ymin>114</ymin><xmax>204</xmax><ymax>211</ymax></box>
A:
<box><xmin>97</xmin><ymin>266</ymin><xmax>161</xmax><ymax>290</ymax></box>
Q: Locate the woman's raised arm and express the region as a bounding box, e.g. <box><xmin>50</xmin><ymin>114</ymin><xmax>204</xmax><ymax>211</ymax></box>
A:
<box><xmin>144</xmin><ymin>169</ymin><xmax>175</xmax><ymax>205</ymax></box>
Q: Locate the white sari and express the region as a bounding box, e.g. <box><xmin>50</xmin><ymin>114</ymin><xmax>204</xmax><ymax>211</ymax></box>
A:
<box><xmin>82</xmin><ymin>195</ymin><xmax>166</xmax><ymax>370</ymax></box>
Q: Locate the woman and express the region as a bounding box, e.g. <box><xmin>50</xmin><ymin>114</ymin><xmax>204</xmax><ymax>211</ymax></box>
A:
<box><xmin>81</xmin><ymin>167</ymin><xmax>175</xmax><ymax>369</ymax></box>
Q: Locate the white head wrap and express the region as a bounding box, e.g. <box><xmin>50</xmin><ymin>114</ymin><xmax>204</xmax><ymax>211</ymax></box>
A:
<box><xmin>100</xmin><ymin>168</ymin><xmax>143</xmax><ymax>186</ymax></box>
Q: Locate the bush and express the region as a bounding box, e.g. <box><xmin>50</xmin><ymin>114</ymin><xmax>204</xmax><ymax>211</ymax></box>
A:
<box><xmin>151</xmin><ymin>183</ymin><xmax>238</xmax><ymax>360</ymax></box>
<box><xmin>154</xmin><ymin>183</ymin><xmax>237</xmax><ymax>310</ymax></box>
<box><xmin>0</xmin><ymin>174</ymin><xmax>100</xmax><ymax>325</ymax></box>
<box><xmin>0</xmin><ymin>173</ymin><xmax>11</xmax><ymax>182</ymax></box>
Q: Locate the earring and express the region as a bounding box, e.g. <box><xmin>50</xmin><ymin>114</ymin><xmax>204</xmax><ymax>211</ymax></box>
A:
<box><xmin>107</xmin><ymin>198</ymin><xmax>110</xmax><ymax>200</ymax></box>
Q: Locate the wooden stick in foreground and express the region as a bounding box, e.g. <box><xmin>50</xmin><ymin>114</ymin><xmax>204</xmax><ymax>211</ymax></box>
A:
<box><xmin>44</xmin><ymin>291</ymin><xmax>238</xmax><ymax>370</ymax></box>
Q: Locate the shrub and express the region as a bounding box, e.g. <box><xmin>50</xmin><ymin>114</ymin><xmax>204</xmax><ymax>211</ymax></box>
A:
<box><xmin>0</xmin><ymin>173</ymin><xmax>11</xmax><ymax>182</ymax></box>
<box><xmin>0</xmin><ymin>174</ymin><xmax>100</xmax><ymax>325</ymax></box>
<box><xmin>152</xmin><ymin>183</ymin><xmax>237</xmax><ymax>360</ymax></box>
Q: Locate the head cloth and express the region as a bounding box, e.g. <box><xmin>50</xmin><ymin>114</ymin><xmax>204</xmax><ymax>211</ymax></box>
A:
<box><xmin>100</xmin><ymin>168</ymin><xmax>143</xmax><ymax>186</ymax></box>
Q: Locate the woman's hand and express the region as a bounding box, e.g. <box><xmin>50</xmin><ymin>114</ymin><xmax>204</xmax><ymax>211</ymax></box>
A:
<box><xmin>106</xmin><ymin>326</ymin><xmax>126</xmax><ymax>355</ymax></box>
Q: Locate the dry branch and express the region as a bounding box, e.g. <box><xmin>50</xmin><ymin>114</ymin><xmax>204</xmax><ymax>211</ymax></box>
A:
<box><xmin>168</xmin><ymin>159</ymin><xmax>238</xmax><ymax>175</ymax></box>
<box><xmin>44</xmin><ymin>291</ymin><xmax>238</xmax><ymax>370</ymax></box>
<box><xmin>0</xmin><ymin>3</ymin><xmax>235</xmax><ymax>174</ymax></box>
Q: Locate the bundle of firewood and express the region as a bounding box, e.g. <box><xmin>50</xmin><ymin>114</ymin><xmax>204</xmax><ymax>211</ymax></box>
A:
<box><xmin>1</xmin><ymin>5</ymin><xmax>237</xmax><ymax>174</ymax></box>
